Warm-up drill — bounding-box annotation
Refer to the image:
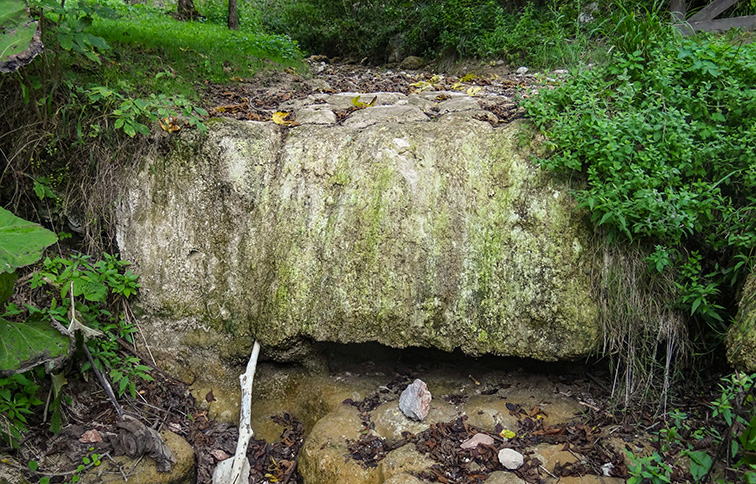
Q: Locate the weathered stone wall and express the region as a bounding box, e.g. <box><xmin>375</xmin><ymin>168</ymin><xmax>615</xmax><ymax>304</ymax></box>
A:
<box><xmin>727</xmin><ymin>273</ymin><xmax>756</xmax><ymax>372</ymax></box>
<box><xmin>116</xmin><ymin>113</ymin><xmax>601</xmax><ymax>383</ymax></box>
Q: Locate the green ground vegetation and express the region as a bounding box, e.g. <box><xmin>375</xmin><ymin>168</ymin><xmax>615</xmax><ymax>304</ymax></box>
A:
<box><xmin>524</xmin><ymin>22</ymin><xmax>756</xmax><ymax>348</ymax></box>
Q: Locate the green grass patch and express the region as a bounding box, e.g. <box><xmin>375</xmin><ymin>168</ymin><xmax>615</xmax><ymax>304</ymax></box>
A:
<box><xmin>87</xmin><ymin>3</ymin><xmax>301</xmax><ymax>89</ymax></box>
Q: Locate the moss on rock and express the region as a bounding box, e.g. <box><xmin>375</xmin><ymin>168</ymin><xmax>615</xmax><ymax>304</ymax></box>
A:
<box><xmin>117</xmin><ymin>117</ymin><xmax>602</xmax><ymax>379</ymax></box>
<box><xmin>727</xmin><ymin>273</ymin><xmax>756</xmax><ymax>372</ymax></box>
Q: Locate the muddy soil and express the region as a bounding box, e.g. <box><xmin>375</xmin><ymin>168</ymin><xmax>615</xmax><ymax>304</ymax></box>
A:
<box><xmin>0</xmin><ymin>341</ymin><xmax>731</xmax><ymax>484</ymax></box>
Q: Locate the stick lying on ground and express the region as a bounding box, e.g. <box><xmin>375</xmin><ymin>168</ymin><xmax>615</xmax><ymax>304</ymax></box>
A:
<box><xmin>212</xmin><ymin>341</ymin><xmax>261</xmax><ymax>484</ymax></box>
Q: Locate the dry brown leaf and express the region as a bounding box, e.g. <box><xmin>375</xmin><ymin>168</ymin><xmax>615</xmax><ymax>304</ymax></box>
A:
<box><xmin>79</xmin><ymin>429</ymin><xmax>102</xmax><ymax>443</ymax></box>
<box><xmin>210</xmin><ymin>449</ymin><xmax>229</xmax><ymax>461</ymax></box>
<box><xmin>159</xmin><ymin>117</ymin><xmax>181</xmax><ymax>133</ymax></box>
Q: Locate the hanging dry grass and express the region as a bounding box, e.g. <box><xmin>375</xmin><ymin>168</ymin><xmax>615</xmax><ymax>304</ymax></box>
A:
<box><xmin>0</xmin><ymin>78</ymin><xmax>152</xmax><ymax>255</ymax></box>
<box><xmin>593</xmin><ymin>241</ymin><xmax>689</xmax><ymax>414</ymax></box>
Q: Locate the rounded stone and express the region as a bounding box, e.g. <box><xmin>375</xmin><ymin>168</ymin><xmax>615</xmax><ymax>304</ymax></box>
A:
<box><xmin>298</xmin><ymin>405</ymin><xmax>380</xmax><ymax>484</ymax></box>
<box><xmin>379</xmin><ymin>444</ymin><xmax>436</xmax><ymax>481</ymax></box>
<box><xmin>80</xmin><ymin>430</ymin><xmax>195</xmax><ymax>484</ymax></box>
<box><xmin>498</xmin><ymin>448</ymin><xmax>524</xmax><ymax>470</ymax></box>
<box><xmin>372</xmin><ymin>399</ymin><xmax>458</xmax><ymax>444</ymax></box>
<box><xmin>461</xmin><ymin>395</ymin><xmax>520</xmax><ymax>433</ymax></box>
<box><xmin>400</xmin><ymin>56</ymin><xmax>426</xmax><ymax>70</ymax></box>
<box><xmin>531</xmin><ymin>443</ymin><xmax>579</xmax><ymax>472</ymax></box>
<box><xmin>384</xmin><ymin>473</ymin><xmax>426</xmax><ymax>484</ymax></box>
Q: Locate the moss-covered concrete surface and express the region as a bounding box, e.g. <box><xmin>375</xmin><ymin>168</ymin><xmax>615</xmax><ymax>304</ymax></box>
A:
<box><xmin>727</xmin><ymin>273</ymin><xmax>756</xmax><ymax>372</ymax></box>
<box><xmin>116</xmin><ymin>116</ymin><xmax>601</xmax><ymax>381</ymax></box>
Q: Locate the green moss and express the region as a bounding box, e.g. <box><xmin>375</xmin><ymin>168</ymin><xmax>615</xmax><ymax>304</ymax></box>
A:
<box><xmin>727</xmin><ymin>274</ymin><xmax>756</xmax><ymax>372</ymax></box>
<box><xmin>122</xmin><ymin>118</ymin><xmax>602</xmax><ymax>367</ymax></box>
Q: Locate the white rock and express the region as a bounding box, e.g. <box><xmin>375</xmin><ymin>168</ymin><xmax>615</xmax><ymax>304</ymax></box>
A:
<box><xmin>498</xmin><ymin>448</ymin><xmax>524</xmax><ymax>470</ymax></box>
<box><xmin>461</xmin><ymin>433</ymin><xmax>494</xmax><ymax>449</ymax></box>
<box><xmin>296</xmin><ymin>108</ymin><xmax>337</xmax><ymax>125</ymax></box>
<box><xmin>398</xmin><ymin>379</ymin><xmax>431</xmax><ymax>421</ymax></box>
<box><xmin>516</xmin><ymin>67</ymin><xmax>529</xmax><ymax>75</ymax></box>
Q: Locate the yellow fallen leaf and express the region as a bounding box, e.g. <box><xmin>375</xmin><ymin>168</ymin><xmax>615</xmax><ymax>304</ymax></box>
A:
<box><xmin>467</xmin><ymin>86</ymin><xmax>482</xmax><ymax>96</ymax></box>
<box><xmin>351</xmin><ymin>95</ymin><xmax>377</xmax><ymax>109</ymax></box>
<box><xmin>159</xmin><ymin>117</ymin><xmax>181</xmax><ymax>133</ymax></box>
<box><xmin>409</xmin><ymin>80</ymin><xmax>434</xmax><ymax>93</ymax></box>
<box><xmin>500</xmin><ymin>429</ymin><xmax>516</xmax><ymax>439</ymax></box>
<box><xmin>272</xmin><ymin>111</ymin><xmax>295</xmax><ymax>126</ymax></box>
<box><xmin>451</xmin><ymin>82</ymin><xmax>465</xmax><ymax>91</ymax></box>
<box><xmin>460</xmin><ymin>73</ymin><xmax>478</xmax><ymax>82</ymax></box>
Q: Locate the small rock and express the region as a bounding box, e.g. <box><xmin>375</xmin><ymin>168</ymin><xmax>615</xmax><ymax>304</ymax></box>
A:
<box><xmin>379</xmin><ymin>444</ymin><xmax>436</xmax><ymax>481</ymax></box>
<box><xmin>399</xmin><ymin>379</ymin><xmax>432</xmax><ymax>421</ymax></box>
<box><xmin>516</xmin><ymin>67</ymin><xmax>529</xmax><ymax>75</ymax></box>
<box><xmin>601</xmin><ymin>462</ymin><xmax>614</xmax><ymax>476</ymax></box>
<box><xmin>437</xmin><ymin>97</ymin><xmax>480</xmax><ymax>114</ymax></box>
<box><xmin>304</xmin><ymin>79</ymin><xmax>332</xmax><ymax>92</ymax></box>
<box><xmin>79</xmin><ymin>429</ymin><xmax>102</xmax><ymax>443</ymax></box>
<box><xmin>307</xmin><ymin>55</ymin><xmax>329</xmax><ymax>63</ymax></box>
<box><xmin>296</xmin><ymin>108</ymin><xmax>337</xmax><ymax>125</ymax></box>
<box><xmin>210</xmin><ymin>449</ymin><xmax>230</xmax><ymax>461</ymax></box>
<box><xmin>460</xmin><ymin>433</ymin><xmax>494</xmax><ymax>449</ymax></box>
<box><xmin>552</xmin><ymin>69</ymin><xmax>569</xmax><ymax>75</ymax></box>
<box><xmin>498</xmin><ymin>448</ymin><xmax>524</xmax><ymax>470</ymax></box>
<box><xmin>531</xmin><ymin>443</ymin><xmax>577</xmax><ymax>472</ymax></box>
<box><xmin>400</xmin><ymin>56</ymin><xmax>426</xmax><ymax>70</ymax></box>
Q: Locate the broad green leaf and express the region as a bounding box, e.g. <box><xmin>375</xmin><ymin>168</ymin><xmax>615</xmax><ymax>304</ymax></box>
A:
<box><xmin>0</xmin><ymin>270</ymin><xmax>17</xmax><ymax>303</ymax></box>
<box><xmin>0</xmin><ymin>0</ymin><xmax>43</xmax><ymax>73</ymax></box>
<box><xmin>686</xmin><ymin>450</ymin><xmax>712</xmax><ymax>481</ymax></box>
<box><xmin>0</xmin><ymin>207</ymin><xmax>57</xmax><ymax>273</ymax></box>
<box><xmin>50</xmin><ymin>371</ymin><xmax>67</xmax><ymax>397</ymax></box>
<box><xmin>0</xmin><ymin>312</ymin><xmax>71</xmax><ymax>375</ymax></box>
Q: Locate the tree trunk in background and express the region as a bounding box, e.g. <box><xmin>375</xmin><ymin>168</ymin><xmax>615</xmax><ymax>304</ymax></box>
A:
<box><xmin>177</xmin><ymin>0</ymin><xmax>199</xmax><ymax>21</ymax></box>
<box><xmin>228</xmin><ymin>0</ymin><xmax>239</xmax><ymax>30</ymax></box>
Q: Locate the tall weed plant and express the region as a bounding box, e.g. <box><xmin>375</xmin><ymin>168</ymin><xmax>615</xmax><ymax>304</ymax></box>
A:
<box><xmin>525</xmin><ymin>33</ymin><xmax>756</xmax><ymax>339</ymax></box>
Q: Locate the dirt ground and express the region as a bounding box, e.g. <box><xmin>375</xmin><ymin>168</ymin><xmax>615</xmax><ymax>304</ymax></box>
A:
<box><xmin>2</xmin><ymin>341</ymin><xmax>737</xmax><ymax>484</ymax></box>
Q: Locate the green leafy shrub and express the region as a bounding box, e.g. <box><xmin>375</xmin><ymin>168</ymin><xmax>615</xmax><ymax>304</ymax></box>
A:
<box><xmin>601</xmin><ymin>0</ymin><xmax>672</xmax><ymax>58</ymax></box>
<box><xmin>524</xmin><ymin>33</ymin><xmax>756</xmax><ymax>329</ymax></box>
<box><xmin>29</xmin><ymin>253</ymin><xmax>151</xmax><ymax>399</ymax></box>
<box><xmin>259</xmin><ymin>0</ymin><xmax>402</xmax><ymax>60</ymax></box>
<box><xmin>0</xmin><ymin>249</ymin><xmax>150</xmax><ymax>445</ymax></box>
<box><xmin>0</xmin><ymin>208</ymin><xmax>58</xmax><ymax>446</ymax></box>
<box><xmin>0</xmin><ymin>373</ymin><xmax>43</xmax><ymax>447</ymax></box>
<box><xmin>626</xmin><ymin>450</ymin><xmax>673</xmax><ymax>484</ymax></box>
<box><xmin>74</xmin><ymin>84</ymin><xmax>208</xmax><ymax>137</ymax></box>
<box><xmin>624</xmin><ymin>372</ymin><xmax>756</xmax><ymax>482</ymax></box>
<box><xmin>259</xmin><ymin>0</ymin><xmax>612</xmax><ymax>68</ymax></box>
<box><xmin>473</xmin><ymin>1</ymin><xmax>606</xmax><ymax>67</ymax></box>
